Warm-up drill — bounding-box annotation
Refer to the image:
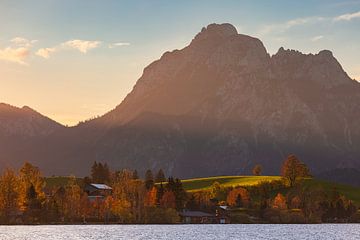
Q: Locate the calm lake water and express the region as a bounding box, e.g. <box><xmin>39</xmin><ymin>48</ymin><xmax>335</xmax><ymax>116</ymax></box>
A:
<box><xmin>0</xmin><ymin>224</ymin><xmax>359</xmax><ymax>240</ymax></box>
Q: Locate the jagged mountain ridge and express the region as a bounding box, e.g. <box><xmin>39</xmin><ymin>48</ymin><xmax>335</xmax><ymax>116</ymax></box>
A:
<box><xmin>0</xmin><ymin>23</ymin><xmax>359</xmax><ymax>178</ymax></box>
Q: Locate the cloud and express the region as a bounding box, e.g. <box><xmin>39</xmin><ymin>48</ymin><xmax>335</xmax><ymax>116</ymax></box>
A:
<box><xmin>0</xmin><ymin>37</ymin><xmax>36</xmax><ymax>64</ymax></box>
<box><xmin>108</xmin><ymin>42</ymin><xmax>130</xmax><ymax>48</ymax></box>
<box><xmin>258</xmin><ymin>17</ymin><xmax>325</xmax><ymax>35</ymax></box>
<box><xmin>0</xmin><ymin>47</ymin><xmax>30</xmax><ymax>65</ymax></box>
<box><xmin>36</xmin><ymin>47</ymin><xmax>56</xmax><ymax>59</ymax></box>
<box><xmin>334</xmin><ymin>11</ymin><xmax>360</xmax><ymax>21</ymax></box>
<box><xmin>10</xmin><ymin>37</ymin><xmax>37</xmax><ymax>47</ymax></box>
<box><xmin>62</xmin><ymin>39</ymin><xmax>101</xmax><ymax>53</ymax></box>
<box><xmin>311</xmin><ymin>35</ymin><xmax>324</xmax><ymax>42</ymax></box>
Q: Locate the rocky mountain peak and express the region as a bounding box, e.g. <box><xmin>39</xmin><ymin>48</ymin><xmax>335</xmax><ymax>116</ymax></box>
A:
<box><xmin>272</xmin><ymin>47</ymin><xmax>350</xmax><ymax>88</ymax></box>
<box><xmin>192</xmin><ymin>23</ymin><xmax>238</xmax><ymax>43</ymax></box>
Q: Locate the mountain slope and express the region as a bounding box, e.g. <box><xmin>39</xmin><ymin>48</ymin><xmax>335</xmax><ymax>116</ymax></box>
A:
<box><xmin>0</xmin><ymin>103</ymin><xmax>64</xmax><ymax>169</ymax></box>
<box><xmin>88</xmin><ymin>23</ymin><xmax>360</xmax><ymax>177</ymax></box>
<box><xmin>1</xmin><ymin>23</ymin><xmax>359</xmax><ymax>179</ymax></box>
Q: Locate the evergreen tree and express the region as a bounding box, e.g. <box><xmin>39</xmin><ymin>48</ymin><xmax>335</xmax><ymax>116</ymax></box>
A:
<box><xmin>91</xmin><ymin>161</ymin><xmax>98</xmax><ymax>182</ymax></box>
<box><xmin>156</xmin><ymin>183</ymin><xmax>165</xmax><ymax>205</ymax></box>
<box><xmin>103</xmin><ymin>163</ymin><xmax>111</xmax><ymax>183</ymax></box>
<box><xmin>235</xmin><ymin>194</ymin><xmax>243</xmax><ymax>208</ymax></box>
<box><xmin>132</xmin><ymin>170</ymin><xmax>139</xmax><ymax>180</ymax></box>
<box><xmin>145</xmin><ymin>170</ymin><xmax>154</xmax><ymax>190</ymax></box>
<box><xmin>90</xmin><ymin>161</ymin><xmax>111</xmax><ymax>183</ymax></box>
<box><xmin>155</xmin><ymin>169</ymin><xmax>166</xmax><ymax>183</ymax></box>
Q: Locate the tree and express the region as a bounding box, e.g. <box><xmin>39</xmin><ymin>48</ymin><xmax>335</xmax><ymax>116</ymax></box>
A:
<box><xmin>102</xmin><ymin>163</ymin><xmax>111</xmax><ymax>184</ymax></box>
<box><xmin>144</xmin><ymin>207</ymin><xmax>179</xmax><ymax>224</ymax></box>
<box><xmin>144</xmin><ymin>170</ymin><xmax>154</xmax><ymax>190</ymax></box>
<box><xmin>155</xmin><ymin>169</ymin><xmax>166</xmax><ymax>183</ymax></box>
<box><xmin>210</xmin><ymin>181</ymin><xmax>222</xmax><ymax>200</ymax></box>
<box><xmin>91</xmin><ymin>161</ymin><xmax>98</xmax><ymax>182</ymax></box>
<box><xmin>144</xmin><ymin>187</ymin><xmax>157</xmax><ymax>207</ymax></box>
<box><xmin>156</xmin><ymin>183</ymin><xmax>165</xmax><ymax>205</ymax></box>
<box><xmin>173</xmin><ymin>178</ymin><xmax>187</xmax><ymax>210</ymax></box>
<box><xmin>281</xmin><ymin>155</ymin><xmax>310</xmax><ymax>187</ymax></box>
<box><xmin>160</xmin><ymin>191</ymin><xmax>176</xmax><ymax>209</ymax></box>
<box><xmin>0</xmin><ymin>169</ymin><xmax>19</xmax><ymax>222</ymax></box>
<box><xmin>63</xmin><ymin>176</ymin><xmax>82</xmax><ymax>222</ymax></box>
<box><xmin>91</xmin><ymin>161</ymin><xmax>111</xmax><ymax>183</ymax></box>
<box><xmin>132</xmin><ymin>170</ymin><xmax>139</xmax><ymax>180</ymax></box>
<box><xmin>18</xmin><ymin>162</ymin><xmax>45</xmax><ymax>211</ymax></box>
<box><xmin>235</xmin><ymin>194</ymin><xmax>243</xmax><ymax>207</ymax></box>
<box><xmin>272</xmin><ymin>193</ymin><xmax>287</xmax><ymax>210</ymax></box>
<box><xmin>227</xmin><ymin>187</ymin><xmax>250</xmax><ymax>207</ymax></box>
<box><xmin>252</xmin><ymin>164</ymin><xmax>262</xmax><ymax>176</ymax></box>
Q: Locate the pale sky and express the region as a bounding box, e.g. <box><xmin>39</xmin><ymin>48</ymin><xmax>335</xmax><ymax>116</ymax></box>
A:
<box><xmin>1</xmin><ymin>0</ymin><xmax>360</xmax><ymax>126</ymax></box>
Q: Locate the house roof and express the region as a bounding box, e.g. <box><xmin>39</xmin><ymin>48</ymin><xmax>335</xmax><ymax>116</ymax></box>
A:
<box><xmin>179</xmin><ymin>210</ymin><xmax>215</xmax><ymax>217</ymax></box>
<box><xmin>219</xmin><ymin>205</ymin><xmax>229</xmax><ymax>210</ymax></box>
<box><xmin>90</xmin><ymin>183</ymin><xmax>112</xmax><ymax>190</ymax></box>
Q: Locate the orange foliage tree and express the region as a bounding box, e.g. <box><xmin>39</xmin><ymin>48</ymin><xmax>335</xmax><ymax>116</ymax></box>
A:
<box><xmin>144</xmin><ymin>187</ymin><xmax>157</xmax><ymax>207</ymax></box>
<box><xmin>160</xmin><ymin>191</ymin><xmax>176</xmax><ymax>209</ymax></box>
<box><xmin>272</xmin><ymin>193</ymin><xmax>287</xmax><ymax>210</ymax></box>
<box><xmin>281</xmin><ymin>155</ymin><xmax>310</xmax><ymax>187</ymax></box>
<box><xmin>226</xmin><ymin>187</ymin><xmax>250</xmax><ymax>207</ymax></box>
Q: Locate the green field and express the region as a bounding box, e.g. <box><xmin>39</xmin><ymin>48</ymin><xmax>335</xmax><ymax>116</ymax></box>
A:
<box><xmin>45</xmin><ymin>175</ymin><xmax>360</xmax><ymax>205</ymax></box>
<box><xmin>44</xmin><ymin>176</ymin><xmax>84</xmax><ymax>189</ymax></box>
<box><xmin>180</xmin><ymin>175</ymin><xmax>282</xmax><ymax>192</ymax></box>
<box><xmin>179</xmin><ymin>175</ymin><xmax>360</xmax><ymax>205</ymax></box>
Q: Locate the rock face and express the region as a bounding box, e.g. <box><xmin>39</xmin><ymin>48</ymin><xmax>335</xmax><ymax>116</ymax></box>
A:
<box><xmin>1</xmin><ymin>23</ymin><xmax>360</xmax><ymax>178</ymax></box>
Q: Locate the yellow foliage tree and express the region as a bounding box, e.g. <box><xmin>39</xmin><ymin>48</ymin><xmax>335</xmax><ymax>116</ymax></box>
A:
<box><xmin>18</xmin><ymin>162</ymin><xmax>45</xmax><ymax>211</ymax></box>
<box><xmin>64</xmin><ymin>176</ymin><xmax>82</xmax><ymax>221</ymax></box>
<box><xmin>0</xmin><ymin>169</ymin><xmax>19</xmax><ymax>220</ymax></box>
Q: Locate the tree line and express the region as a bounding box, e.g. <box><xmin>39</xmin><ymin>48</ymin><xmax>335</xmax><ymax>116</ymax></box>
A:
<box><xmin>0</xmin><ymin>154</ymin><xmax>359</xmax><ymax>224</ymax></box>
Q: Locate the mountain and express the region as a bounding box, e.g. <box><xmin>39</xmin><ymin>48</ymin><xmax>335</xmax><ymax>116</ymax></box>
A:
<box><xmin>1</xmin><ymin>23</ymin><xmax>360</xmax><ymax>179</ymax></box>
<box><xmin>0</xmin><ymin>103</ymin><xmax>64</xmax><ymax>169</ymax></box>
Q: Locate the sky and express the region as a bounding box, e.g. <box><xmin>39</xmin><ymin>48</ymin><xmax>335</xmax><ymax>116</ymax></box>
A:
<box><xmin>1</xmin><ymin>0</ymin><xmax>360</xmax><ymax>126</ymax></box>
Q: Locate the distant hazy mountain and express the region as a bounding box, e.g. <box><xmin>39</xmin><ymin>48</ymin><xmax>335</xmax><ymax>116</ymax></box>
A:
<box><xmin>0</xmin><ymin>103</ymin><xmax>64</xmax><ymax>169</ymax></box>
<box><xmin>1</xmin><ymin>23</ymin><xmax>360</xmax><ymax>179</ymax></box>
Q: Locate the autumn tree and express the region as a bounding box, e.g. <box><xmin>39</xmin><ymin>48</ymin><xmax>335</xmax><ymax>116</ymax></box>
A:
<box><xmin>18</xmin><ymin>162</ymin><xmax>45</xmax><ymax>211</ymax></box>
<box><xmin>155</xmin><ymin>169</ymin><xmax>166</xmax><ymax>183</ymax></box>
<box><xmin>193</xmin><ymin>191</ymin><xmax>213</xmax><ymax>210</ymax></box>
<box><xmin>252</xmin><ymin>164</ymin><xmax>262</xmax><ymax>176</ymax></box>
<box><xmin>112</xmin><ymin>170</ymin><xmax>146</xmax><ymax>222</ymax></box>
<box><xmin>227</xmin><ymin>187</ymin><xmax>250</xmax><ymax>207</ymax></box>
<box><xmin>210</xmin><ymin>181</ymin><xmax>221</xmax><ymax>200</ymax></box>
<box><xmin>23</xmin><ymin>184</ymin><xmax>43</xmax><ymax>222</ymax></box>
<box><xmin>0</xmin><ymin>169</ymin><xmax>19</xmax><ymax>222</ymax></box>
<box><xmin>272</xmin><ymin>193</ymin><xmax>287</xmax><ymax>210</ymax></box>
<box><xmin>160</xmin><ymin>191</ymin><xmax>176</xmax><ymax>209</ymax></box>
<box><xmin>281</xmin><ymin>155</ymin><xmax>310</xmax><ymax>187</ymax></box>
<box><xmin>144</xmin><ymin>170</ymin><xmax>154</xmax><ymax>190</ymax></box>
<box><xmin>166</xmin><ymin>178</ymin><xmax>186</xmax><ymax>210</ymax></box>
<box><xmin>63</xmin><ymin>176</ymin><xmax>82</xmax><ymax>222</ymax></box>
<box><xmin>144</xmin><ymin>187</ymin><xmax>157</xmax><ymax>207</ymax></box>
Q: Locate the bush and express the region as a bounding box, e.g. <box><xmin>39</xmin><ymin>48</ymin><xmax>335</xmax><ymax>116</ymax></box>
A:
<box><xmin>144</xmin><ymin>207</ymin><xmax>180</xmax><ymax>224</ymax></box>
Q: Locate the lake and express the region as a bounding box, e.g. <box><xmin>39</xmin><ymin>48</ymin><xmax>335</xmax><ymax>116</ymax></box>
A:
<box><xmin>0</xmin><ymin>224</ymin><xmax>359</xmax><ymax>240</ymax></box>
